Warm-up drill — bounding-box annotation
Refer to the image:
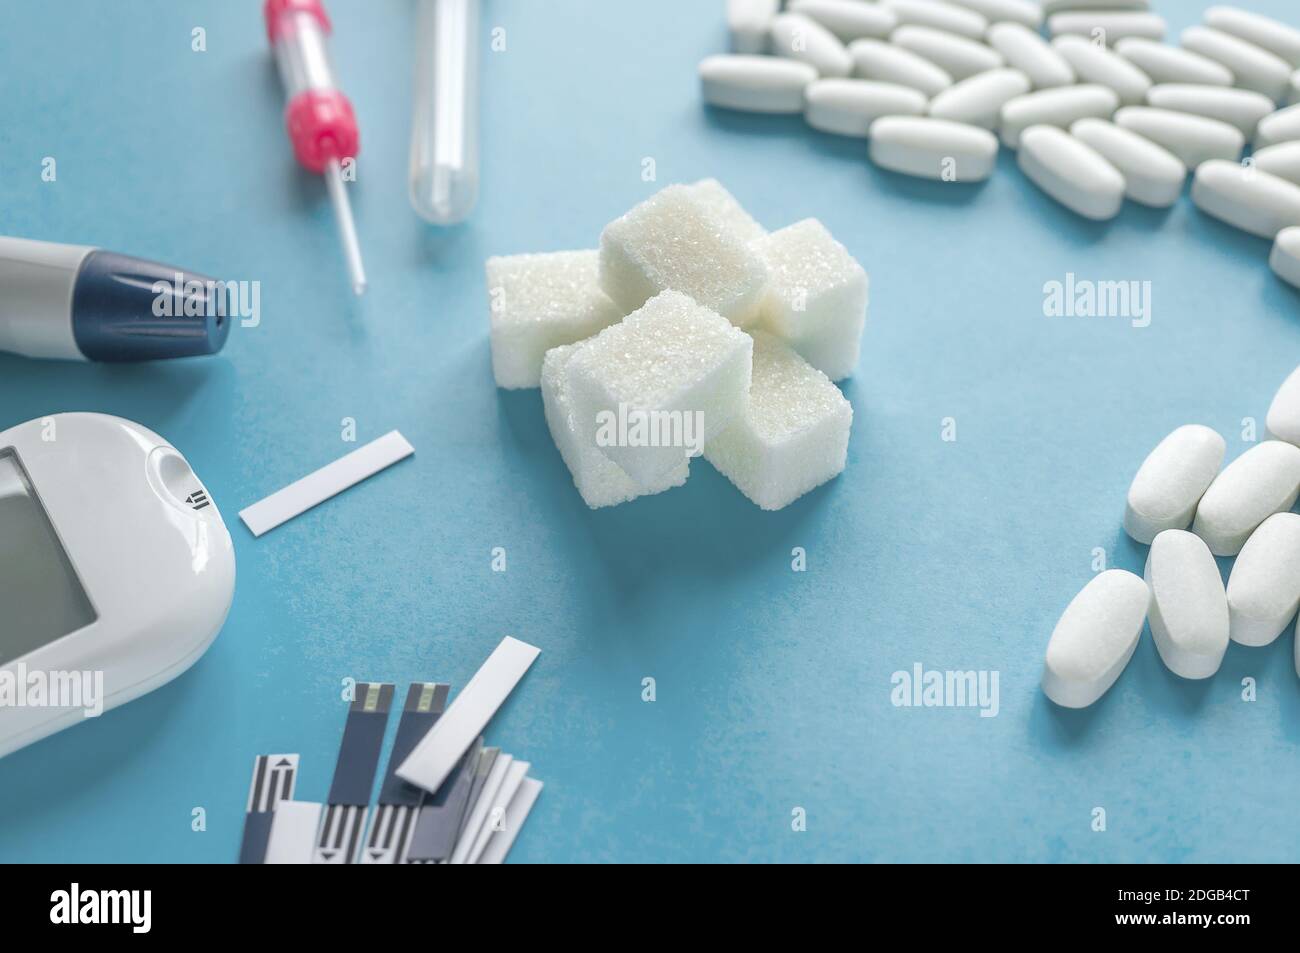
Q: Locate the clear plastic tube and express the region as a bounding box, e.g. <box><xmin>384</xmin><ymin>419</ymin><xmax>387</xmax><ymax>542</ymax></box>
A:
<box><xmin>409</xmin><ymin>0</ymin><xmax>480</xmax><ymax>225</ymax></box>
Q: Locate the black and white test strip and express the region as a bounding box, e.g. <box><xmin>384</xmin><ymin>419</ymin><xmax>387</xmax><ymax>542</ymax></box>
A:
<box><xmin>315</xmin><ymin>682</ymin><xmax>393</xmax><ymax>864</ymax></box>
<box><xmin>239</xmin><ymin>753</ymin><xmax>299</xmax><ymax>864</ymax></box>
<box><xmin>361</xmin><ymin>682</ymin><xmax>449</xmax><ymax>864</ymax></box>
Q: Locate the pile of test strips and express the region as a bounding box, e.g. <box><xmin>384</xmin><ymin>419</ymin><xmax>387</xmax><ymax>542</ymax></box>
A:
<box><xmin>240</xmin><ymin>637</ymin><xmax>542</xmax><ymax>864</ymax></box>
<box><xmin>1041</xmin><ymin>366</ymin><xmax>1300</xmax><ymax>708</ymax></box>
<box><xmin>704</xmin><ymin>2</ymin><xmax>1300</xmax><ymax>287</ymax></box>
<box><xmin>486</xmin><ymin>179</ymin><xmax>865</xmax><ymax>511</ymax></box>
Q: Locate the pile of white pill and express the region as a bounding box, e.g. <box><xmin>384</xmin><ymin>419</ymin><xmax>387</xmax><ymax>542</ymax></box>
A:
<box><xmin>485</xmin><ymin>180</ymin><xmax>866</xmax><ymax>511</ymax></box>
<box><xmin>1042</xmin><ymin>364</ymin><xmax>1300</xmax><ymax>707</ymax></box>
<box><xmin>703</xmin><ymin>2</ymin><xmax>1300</xmax><ymax>287</ymax></box>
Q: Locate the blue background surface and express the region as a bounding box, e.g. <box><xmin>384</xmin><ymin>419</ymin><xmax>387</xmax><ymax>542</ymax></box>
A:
<box><xmin>1</xmin><ymin>0</ymin><xmax>1299</xmax><ymax>863</ymax></box>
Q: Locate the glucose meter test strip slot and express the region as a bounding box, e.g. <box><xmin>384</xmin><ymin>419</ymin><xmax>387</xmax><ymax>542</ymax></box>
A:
<box><xmin>478</xmin><ymin>776</ymin><xmax>543</xmax><ymax>865</ymax></box>
<box><xmin>265</xmin><ymin>800</ymin><xmax>325</xmax><ymax>865</ymax></box>
<box><xmin>238</xmin><ymin>754</ymin><xmax>300</xmax><ymax>864</ymax></box>
<box><xmin>315</xmin><ymin>682</ymin><xmax>394</xmax><ymax>864</ymax></box>
<box><xmin>397</xmin><ymin>637</ymin><xmax>541</xmax><ymax>794</ymax></box>
<box><xmin>239</xmin><ymin>430</ymin><xmax>414</xmax><ymax>537</ymax></box>
<box><xmin>403</xmin><ymin>740</ymin><xmax>484</xmax><ymax>863</ymax></box>
<box><xmin>0</xmin><ymin>236</ymin><xmax>230</xmax><ymax>362</ymax></box>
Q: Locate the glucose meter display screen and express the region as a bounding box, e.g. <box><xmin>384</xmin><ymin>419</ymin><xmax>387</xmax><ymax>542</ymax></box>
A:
<box><xmin>0</xmin><ymin>449</ymin><xmax>97</xmax><ymax>665</ymax></box>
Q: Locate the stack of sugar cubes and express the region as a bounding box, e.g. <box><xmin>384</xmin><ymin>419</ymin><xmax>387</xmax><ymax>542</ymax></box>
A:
<box><xmin>703</xmin><ymin>2</ymin><xmax>1300</xmax><ymax>289</ymax></box>
<box><xmin>1041</xmin><ymin>363</ymin><xmax>1300</xmax><ymax>709</ymax></box>
<box><xmin>485</xmin><ymin>180</ymin><xmax>865</xmax><ymax>511</ymax></box>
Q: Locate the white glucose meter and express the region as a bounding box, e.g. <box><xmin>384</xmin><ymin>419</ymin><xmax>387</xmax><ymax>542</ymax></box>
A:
<box><xmin>0</xmin><ymin>413</ymin><xmax>235</xmax><ymax>758</ymax></box>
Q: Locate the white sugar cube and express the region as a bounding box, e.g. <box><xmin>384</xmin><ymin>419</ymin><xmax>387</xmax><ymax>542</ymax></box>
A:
<box><xmin>485</xmin><ymin>250</ymin><xmax>623</xmax><ymax>389</ymax></box>
<box><xmin>705</xmin><ymin>330</ymin><xmax>852</xmax><ymax>511</ymax></box>
<box><xmin>541</xmin><ymin>344</ymin><xmax>688</xmax><ymax>508</ymax></box>
<box><xmin>566</xmin><ymin>290</ymin><xmax>753</xmax><ymax>487</ymax></box>
<box><xmin>753</xmin><ymin>218</ymin><xmax>867</xmax><ymax>381</ymax></box>
<box><xmin>599</xmin><ymin>184</ymin><xmax>769</xmax><ymax>327</ymax></box>
<box><xmin>682</xmin><ymin>178</ymin><xmax>767</xmax><ymax>244</ymax></box>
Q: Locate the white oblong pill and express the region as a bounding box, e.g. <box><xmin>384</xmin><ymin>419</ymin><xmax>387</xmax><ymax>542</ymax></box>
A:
<box><xmin>890</xmin><ymin>25</ymin><xmax>1005</xmax><ymax>82</ymax></box>
<box><xmin>1018</xmin><ymin>125</ymin><xmax>1126</xmax><ymax>219</ymax></box>
<box><xmin>700</xmin><ymin>55</ymin><xmax>820</xmax><ymax>113</ymax></box>
<box><xmin>1113</xmin><ymin>106</ymin><xmax>1244</xmax><ymax>167</ymax></box>
<box><xmin>1048</xmin><ymin>11</ymin><xmax>1166</xmax><ymax>45</ymax></box>
<box><xmin>1000</xmin><ymin>84</ymin><xmax>1120</xmax><ymax>148</ymax></box>
<box><xmin>1053</xmin><ymin>35</ymin><xmax>1152</xmax><ymax>106</ymax></box>
<box><xmin>1267</xmin><ymin>362</ymin><xmax>1300</xmax><ymax>444</ymax></box>
<box><xmin>882</xmin><ymin>0</ymin><xmax>987</xmax><ymax>41</ymax></box>
<box><xmin>1115</xmin><ymin>37</ymin><xmax>1234</xmax><ymax>87</ymax></box>
<box><xmin>1145</xmin><ymin>83</ymin><xmax>1275</xmax><ymax>138</ymax></box>
<box><xmin>1290</xmin><ymin>70</ymin><xmax>1300</xmax><ymax>106</ymax></box>
<box><xmin>1191</xmin><ymin>160</ymin><xmax>1300</xmax><ymax>239</ymax></box>
<box><xmin>788</xmin><ymin>0</ymin><xmax>897</xmax><ymax>43</ymax></box>
<box><xmin>988</xmin><ymin>22</ymin><xmax>1076</xmax><ymax>90</ymax></box>
<box><xmin>1042</xmin><ymin>569</ymin><xmax>1149</xmax><ymax>709</ymax></box>
<box><xmin>1253</xmin><ymin>140</ymin><xmax>1300</xmax><ymax>185</ymax></box>
<box><xmin>869</xmin><ymin>115</ymin><xmax>1000</xmax><ymax>181</ymax></box>
<box><xmin>944</xmin><ymin>0</ymin><xmax>1042</xmax><ymax>31</ymax></box>
<box><xmin>727</xmin><ymin>0</ymin><xmax>780</xmax><ymax>54</ymax></box>
<box><xmin>804</xmin><ymin>78</ymin><xmax>928</xmax><ymax>136</ymax></box>
<box><xmin>849</xmin><ymin>37</ymin><xmax>954</xmax><ymax>97</ymax></box>
<box><xmin>1271</xmin><ymin>226</ymin><xmax>1300</xmax><ymax>289</ymax></box>
<box><xmin>1205</xmin><ymin>5</ymin><xmax>1300</xmax><ymax>70</ymax></box>
<box><xmin>928</xmin><ymin>68</ymin><xmax>1032</xmax><ymax>130</ymax></box>
<box><xmin>1255</xmin><ymin>103</ymin><xmax>1300</xmax><ymax>149</ymax></box>
<box><xmin>1225</xmin><ymin>512</ymin><xmax>1300</xmax><ymax>646</ymax></box>
<box><xmin>1192</xmin><ymin>440</ymin><xmax>1300</xmax><ymax>556</ymax></box>
<box><xmin>772</xmin><ymin>12</ymin><xmax>854</xmax><ymax>78</ymax></box>
<box><xmin>1144</xmin><ymin>530</ymin><xmax>1229</xmax><ymax>679</ymax></box>
<box><xmin>1181</xmin><ymin>25</ymin><xmax>1291</xmax><ymax>102</ymax></box>
<box><xmin>1070</xmin><ymin>117</ymin><xmax>1186</xmax><ymax>207</ymax></box>
<box><xmin>1124</xmin><ymin>424</ymin><xmax>1226</xmax><ymax>543</ymax></box>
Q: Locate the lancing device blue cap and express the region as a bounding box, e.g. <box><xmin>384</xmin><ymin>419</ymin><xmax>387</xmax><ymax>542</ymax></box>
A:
<box><xmin>0</xmin><ymin>236</ymin><xmax>231</xmax><ymax>363</ymax></box>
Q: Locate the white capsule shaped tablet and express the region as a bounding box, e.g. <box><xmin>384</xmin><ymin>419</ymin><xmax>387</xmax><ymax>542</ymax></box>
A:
<box><xmin>1144</xmin><ymin>530</ymin><xmax>1229</xmax><ymax>679</ymax></box>
<box><xmin>1271</xmin><ymin>226</ymin><xmax>1300</xmax><ymax>289</ymax></box>
<box><xmin>1113</xmin><ymin>106</ymin><xmax>1244</xmax><ymax>167</ymax></box>
<box><xmin>1145</xmin><ymin>83</ymin><xmax>1275</xmax><ymax>138</ymax></box>
<box><xmin>772</xmin><ymin>12</ymin><xmax>854</xmax><ymax>78</ymax></box>
<box><xmin>727</xmin><ymin>0</ymin><xmax>779</xmax><ymax>54</ymax></box>
<box><xmin>1000</xmin><ymin>84</ymin><xmax>1120</xmax><ymax>149</ymax></box>
<box><xmin>1181</xmin><ymin>26</ymin><xmax>1291</xmax><ymax>102</ymax></box>
<box><xmin>1253</xmin><ymin>141</ymin><xmax>1300</xmax><ymax>186</ymax></box>
<box><xmin>1290</xmin><ymin>70</ymin><xmax>1300</xmax><ymax>106</ymax></box>
<box><xmin>988</xmin><ymin>22</ymin><xmax>1076</xmax><ymax>90</ymax></box>
<box><xmin>928</xmin><ymin>68</ymin><xmax>1031</xmax><ymax>130</ymax></box>
<box><xmin>1115</xmin><ymin>37</ymin><xmax>1234</xmax><ymax>87</ymax></box>
<box><xmin>1255</xmin><ymin>104</ymin><xmax>1300</xmax><ymax>149</ymax></box>
<box><xmin>849</xmin><ymin>37</ymin><xmax>954</xmax><ymax>97</ymax></box>
<box><xmin>890</xmin><ymin>25</ymin><xmax>1005</xmax><ymax>82</ymax></box>
<box><xmin>1018</xmin><ymin>125</ymin><xmax>1126</xmax><ymax>220</ymax></box>
<box><xmin>1124</xmin><ymin>425</ymin><xmax>1226</xmax><ymax>544</ymax></box>
<box><xmin>1204</xmin><ymin>5</ymin><xmax>1300</xmax><ymax>70</ymax></box>
<box><xmin>1070</xmin><ymin>117</ymin><xmax>1186</xmax><ymax>207</ymax></box>
<box><xmin>882</xmin><ymin>0</ymin><xmax>987</xmax><ymax>41</ymax></box>
<box><xmin>1267</xmin><ymin>362</ymin><xmax>1300</xmax><ymax>444</ymax></box>
<box><xmin>1225</xmin><ymin>512</ymin><xmax>1300</xmax><ymax>647</ymax></box>
<box><xmin>1042</xmin><ymin>569</ymin><xmax>1149</xmax><ymax>709</ymax></box>
<box><xmin>1052</xmin><ymin>35</ymin><xmax>1151</xmax><ymax>106</ymax></box>
<box><xmin>1048</xmin><ymin>11</ymin><xmax>1166</xmax><ymax>45</ymax></box>
<box><xmin>1191</xmin><ymin>160</ymin><xmax>1300</xmax><ymax>239</ymax></box>
<box><xmin>700</xmin><ymin>55</ymin><xmax>820</xmax><ymax>113</ymax></box>
<box><xmin>1192</xmin><ymin>440</ymin><xmax>1300</xmax><ymax>556</ymax></box>
<box><xmin>869</xmin><ymin>116</ymin><xmax>1000</xmax><ymax>181</ymax></box>
<box><xmin>788</xmin><ymin>0</ymin><xmax>897</xmax><ymax>43</ymax></box>
<box><xmin>944</xmin><ymin>0</ymin><xmax>1042</xmax><ymax>31</ymax></box>
<box><xmin>804</xmin><ymin>78</ymin><xmax>928</xmax><ymax>137</ymax></box>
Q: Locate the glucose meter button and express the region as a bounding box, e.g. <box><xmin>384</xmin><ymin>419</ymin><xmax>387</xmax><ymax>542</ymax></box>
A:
<box><xmin>147</xmin><ymin>447</ymin><xmax>212</xmax><ymax>515</ymax></box>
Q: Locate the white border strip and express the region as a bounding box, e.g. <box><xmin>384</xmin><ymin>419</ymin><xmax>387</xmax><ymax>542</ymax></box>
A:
<box><xmin>449</xmin><ymin>754</ymin><xmax>514</xmax><ymax>864</ymax></box>
<box><xmin>265</xmin><ymin>801</ymin><xmax>323</xmax><ymax>865</ymax></box>
<box><xmin>239</xmin><ymin>430</ymin><xmax>414</xmax><ymax>537</ymax></box>
<box><xmin>465</xmin><ymin>758</ymin><xmax>529</xmax><ymax>865</ymax></box>
<box><xmin>396</xmin><ymin>637</ymin><xmax>540</xmax><ymax>794</ymax></box>
<box><xmin>478</xmin><ymin>777</ymin><xmax>543</xmax><ymax>865</ymax></box>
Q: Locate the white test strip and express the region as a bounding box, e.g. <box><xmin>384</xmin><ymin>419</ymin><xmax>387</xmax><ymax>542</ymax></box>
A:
<box><xmin>450</xmin><ymin>753</ymin><xmax>514</xmax><ymax>864</ymax></box>
<box><xmin>466</xmin><ymin>758</ymin><xmax>529</xmax><ymax>865</ymax></box>
<box><xmin>478</xmin><ymin>777</ymin><xmax>543</xmax><ymax>865</ymax></box>
<box><xmin>239</xmin><ymin>430</ymin><xmax>414</xmax><ymax>537</ymax></box>
<box><xmin>264</xmin><ymin>801</ymin><xmax>324</xmax><ymax>865</ymax></box>
<box><xmin>396</xmin><ymin>636</ymin><xmax>541</xmax><ymax>794</ymax></box>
